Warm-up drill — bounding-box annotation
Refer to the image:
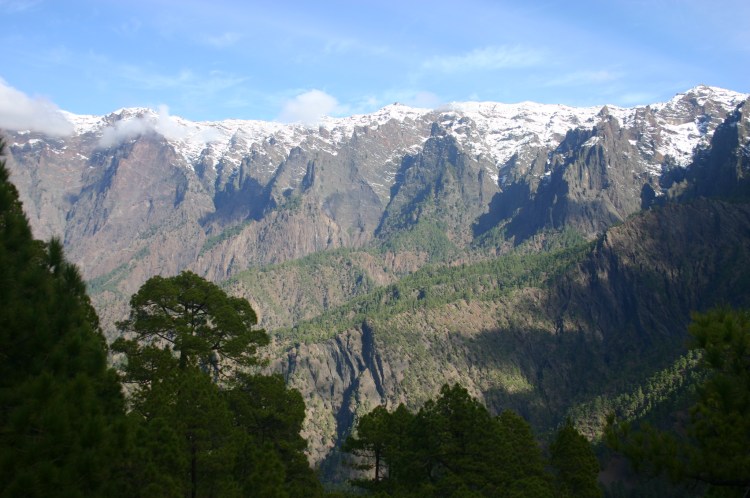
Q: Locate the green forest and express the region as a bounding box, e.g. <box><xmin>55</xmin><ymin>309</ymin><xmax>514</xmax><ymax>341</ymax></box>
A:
<box><xmin>2</xmin><ymin>137</ymin><xmax>749</xmax><ymax>498</ymax></box>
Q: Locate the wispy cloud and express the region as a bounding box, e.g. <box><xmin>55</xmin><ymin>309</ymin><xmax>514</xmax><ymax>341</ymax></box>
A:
<box><xmin>201</xmin><ymin>32</ymin><xmax>243</xmax><ymax>48</ymax></box>
<box><xmin>322</xmin><ymin>37</ymin><xmax>389</xmax><ymax>58</ymax></box>
<box><xmin>115</xmin><ymin>63</ymin><xmax>248</xmax><ymax>98</ymax></box>
<box><xmin>118</xmin><ymin>65</ymin><xmax>194</xmax><ymax>90</ymax></box>
<box><xmin>422</xmin><ymin>45</ymin><xmax>545</xmax><ymax>73</ymax></box>
<box><xmin>0</xmin><ymin>78</ymin><xmax>73</xmax><ymax>135</ymax></box>
<box><xmin>277</xmin><ymin>90</ymin><xmax>344</xmax><ymax>125</ymax></box>
<box><xmin>543</xmin><ymin>70</ymin><xmax>622</xmax><ymax>87</ymax></box>
<box><xmin>0</xmin><ymin>0</ymin><xmax>40</xmax><ymax>13</ymax></box>
<box><xmin>115</xmin><ymin>17</ymin><xmax>143</xmax><ymax>37</ymax></box>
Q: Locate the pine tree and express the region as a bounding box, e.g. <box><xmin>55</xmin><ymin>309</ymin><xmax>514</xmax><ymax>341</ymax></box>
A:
<box><xmin>0</xmin><ymin>141</ymin><xmax>129</xmax><ymax>497</ymax></box>
<box><xmin>550</xmin><ymin>420</ymin><xmax>601</xmax><ymax>498</ymax></box>
<box><xmin>343</xmin><ymin>384</ymin><xmax>557</xmax><ymax>497</ymax></box>
<box><xmin>228</xmin><ymin>374</ymin><xmax>323</xmax><ymax>497</ymax></box>
<box><xmin>496</xmin><ymin>410</ymin><xmax>554</xmax><ymax>498</ymax></box>
<box><xmin>114</xmin><ymin>271</ymin><xmax>271</xmax><ymax>497</ymax></box>
<box><xmin>113</xmin><ymin>270</ymin><xmax>269</xmax><ymax>382</ymax></box>
<box><xmin>115</xmin><ymin>271</ymin><xmax>322</xmax><ymax>496</ymax></box>
<box><xmin>606</xmin><ymin>308</ymin><xmax>750</xmax><ymax>496</ymax></box>
<box><xmin>342</xmin><ymin>405</ymin><xmax>393</xmax><ymax>484</ymax></box>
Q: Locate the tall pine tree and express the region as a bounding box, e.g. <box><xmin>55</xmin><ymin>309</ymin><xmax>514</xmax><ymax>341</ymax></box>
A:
<box><xmin>550</xmin><ymin>420</ymin><xmax>601</xmax><ymax>498</ymax></box>
<box><xmin>0</xmin><ymin>141</ymin><xmax>129</xmax><ymax>497</ymax></box>
<box><xmin>343</xmin><ymin>384</ymin><xmax>556</xmax><ymax>497</ymax></box>
<box><xmin>114</xmin><ymin>271</ymin><xmax>323</xmax><ymax>497</ymax></box>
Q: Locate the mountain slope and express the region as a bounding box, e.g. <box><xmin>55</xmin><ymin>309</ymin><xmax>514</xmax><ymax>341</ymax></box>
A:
<box><xmin>238</xmin><ymin>97</ymin><xmax>750</xmax><ymax>471</ymax></box>
<box><xmin>4</xmin><ymin>86</ymin><xmax>744</xmax><ymax>311</ymax></box>
<box><xmin>3</xmin><ymin>86</ymin><xmax>750</xmax><ymax>476</ymax></box>
<box><xmin>270</xmin><ymin>198</ymin><xmax>750</xmax><ymax>469</ymax></box>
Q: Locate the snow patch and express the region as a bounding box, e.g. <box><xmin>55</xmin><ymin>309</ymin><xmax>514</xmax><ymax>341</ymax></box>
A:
<box><xmin>583</xmin><ymin>136</ymin><xmax>601</xmax><ymax>147</ymax></box>
<box><xmin>51</xmin><ymin>85</ymin><xmax>747</xmax><ymax>183</ymax></box>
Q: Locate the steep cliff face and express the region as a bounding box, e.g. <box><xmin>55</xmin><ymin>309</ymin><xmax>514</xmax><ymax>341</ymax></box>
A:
<box><xmin>681</xmin><ymin>96</ymin><xmax>750</xmax><ymax>199</ymax></box>
<box><xmin>479</xmin><ymin>86</ymin><xmax>747</xmax><ymax>242</ymax></box>
<box><xmin>505</xmin><ymin>112</ymin><xmax>647</xmax><ymax>239</ymax></box>
<box><xmin>376</xmin><ymin>124</ymin><xmax>500</xmax><ymax>246</ymax></box>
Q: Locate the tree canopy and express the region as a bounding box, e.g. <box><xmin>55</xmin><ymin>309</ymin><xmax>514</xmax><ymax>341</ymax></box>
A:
<box><xmin>112</xmin><ymin>270</ymin><xmax>322</xmax><ymax>497</ymax></box>
<box><xmin>0</xmin><ymin>142</ymin><xmax>129</xmax><ymax>497</ymax></box>
<box><xmin>550</xmin><ymin>419</ymin><xmax>601</xmax><ymax>498</ymax></box>
<box><xmin>607</xmin><ymin>307</ymin><xmax>750</xmax><ymax>496</ymax></box>
<box><xmin>113</xmin><ymin>270</ymin><xmax>269</xmax><ymax>382</ymax></box>
<box><xmin>344</xmin><ymin>384</ymin><xmax>602</xmax><ymax>497</ymax></box>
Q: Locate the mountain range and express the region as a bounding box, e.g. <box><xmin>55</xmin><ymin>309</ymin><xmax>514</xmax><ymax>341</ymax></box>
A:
<box><xmin>3</xmin><ymin>85</ymin><xmax>750</xmax><ymax>476</ymax></box>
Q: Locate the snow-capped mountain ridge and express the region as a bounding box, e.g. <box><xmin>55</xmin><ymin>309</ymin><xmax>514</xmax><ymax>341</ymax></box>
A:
<box><xmin>6</xmin><ymin>85</ymin><xmax>747</xmax><ymax>257</ymax></box>
<box><xmin>8</xmin><ymin>86</ymin><xmax>746</xmax><ymax>234</ymax></box>
<box><xmin>51</xmin><ymin>86</ymin><xmax>745</xmax><ymax>180</ymax></box>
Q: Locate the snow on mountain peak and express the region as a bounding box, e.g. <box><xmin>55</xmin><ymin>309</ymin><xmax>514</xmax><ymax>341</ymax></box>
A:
<box><xmin>314</xmin><ymin>103</ymin><xmax>432</xmax><ymax>134</ymax></box>
<box><xmin>646</xmin><ymin>86</ymin><xmax>748</xmax><ymax>165</ymax></box>
<box><xmin>437</xmin><ymin>100</ymin><xmax>604</xmax><ymax>169</ymax></box>
<box><xmin>654</xmin><ymin>85</ymin><xmax>747</xmax><ymax>113</ymax></box>
<box><xmin>54</xmin><ymin>86</ymin><xmax>749</xmax><ymax>177</ymax></box>
<box><xmin>60</xmin><ymin>111</ymin><xmax>103</xmax><ymax>135</ymax></box>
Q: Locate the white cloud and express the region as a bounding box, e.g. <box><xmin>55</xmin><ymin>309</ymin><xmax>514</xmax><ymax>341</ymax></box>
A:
<box><xmin>277</xmin><ymin>90</ymin><xmax>342</xmax><ymax>125</ymax></box>
<box><xmin>98</xmin><ymin>105</ymin><xmax>212</xmax><ymax>148</ymax></box>
<box><xmin>99</xmin><ymin>105</ymin><xmax>221</xmax><ymax>148</ymax></box>
<box><xmin>154</xmin><ymin>105</ymin><xmax>189</xmax><ymax>141</ymax></box>
<box><xmin>423</xmin><ymin>45</ymin><xmax>545</xmax><ymax>73</ymax></box>
<box><xmin>98</xmin><ymin>114</ymin><xmax>152</xmax><ymax>148</ymax></box>
<box><xmin>0</xmin><ymin>78</ymin><xmax>73</xmax><ymax>136</ymax></box>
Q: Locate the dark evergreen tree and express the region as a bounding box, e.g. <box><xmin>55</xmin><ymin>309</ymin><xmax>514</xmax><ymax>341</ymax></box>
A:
<box><xmin>343</xmin><ymin>403</ymin><xmax>418</xmax><ymax>493</ymax></box>
<box><xmin>228</xmin><ymin>374</ymin><xmax>324</xmax><ymax>497</ymax></box>
<box><xmin>0</xmin><ymin>141</ymin><xmax>129</xmax><ymax>497</ymax></box>
<box><xmin>343</xmin><ymin>384</ymin><xmax>556</xmax><ymax>497</ymax></box>
<box><xmin>495</xmin><ymin>410</ymin><xmax>554</xmax><ymax>498</ymax></box>
<box><xmin>114</xmin><ymin>272</ymin><xmax>267</xmax><ymax>497</ymax></box>
<box><xmin>417</xmin><ymin>384</ymin><xmax>510</xmax><ymax>496</ymax></box>
<box><xmin>113</xmin><ymin>270</ymin><xmax>269</xmax><ymax>382</ymax></box>
<box><xmin>114</xmin><ymin>271</ymin><xmax>321</xmax><ymax>497</ymax></box>
<box><xmin>549</xmin><ymin>420</ymin><xmax>601</xmax><ymax>498</ymax></box>
<box><xmin>343</xmin><ymin>405</ymin><xmax>393</xmax><ymax>484</ymax></box>
<box><xmin>607</xmin><ymin>308</ymin><xmax>750</xmax><ymax>497</ymax></box>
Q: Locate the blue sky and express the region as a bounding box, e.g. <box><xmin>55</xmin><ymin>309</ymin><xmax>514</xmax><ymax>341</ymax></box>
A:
<box><xmin>1</xmin><ymin>0</ymin><xmax>749</xmax><ymax>123</ymax></box>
